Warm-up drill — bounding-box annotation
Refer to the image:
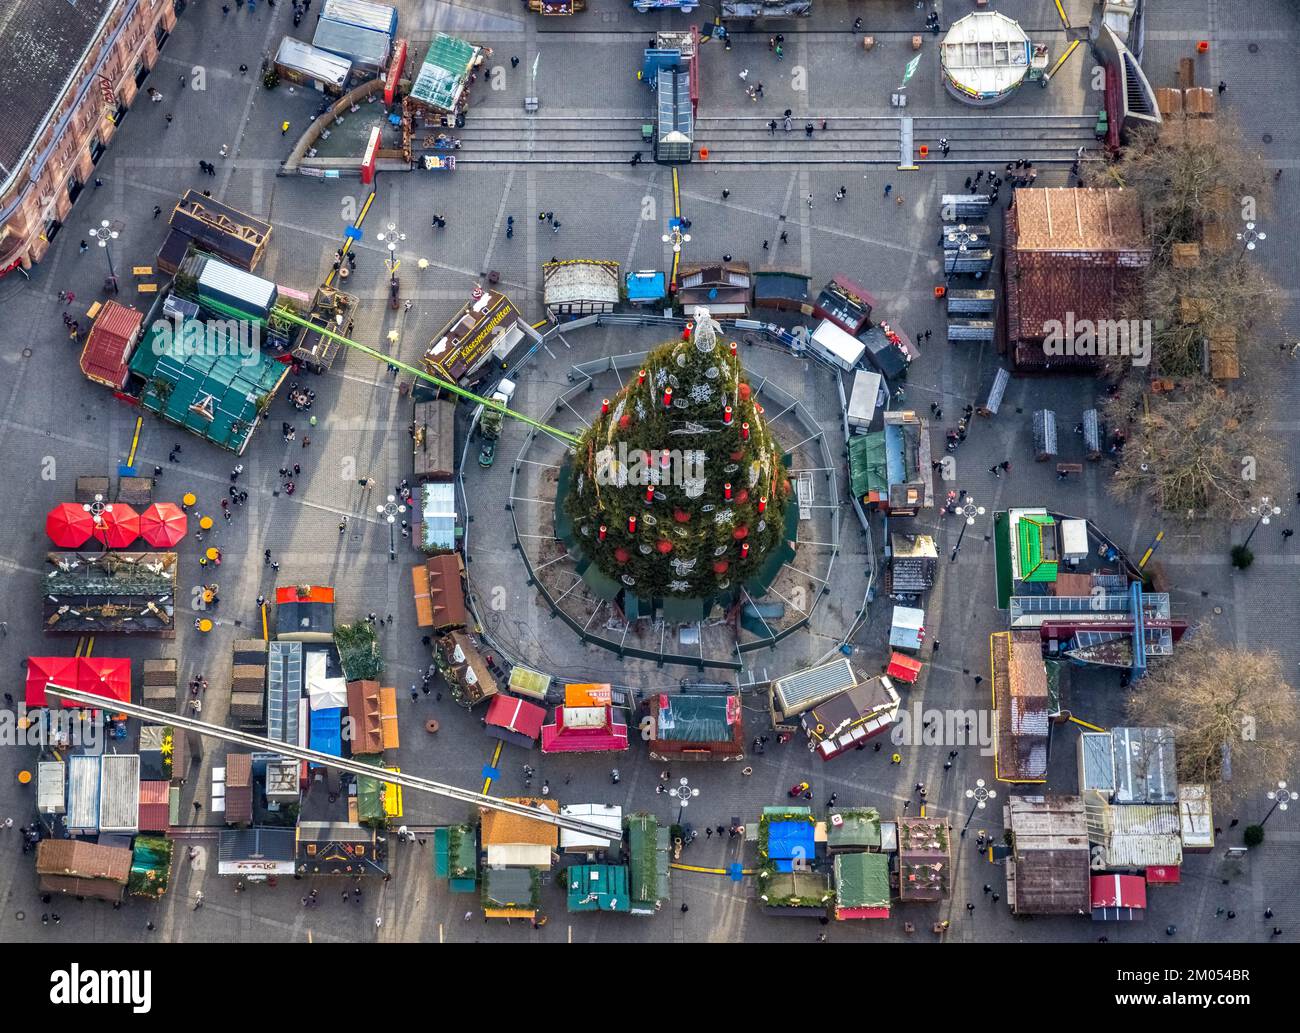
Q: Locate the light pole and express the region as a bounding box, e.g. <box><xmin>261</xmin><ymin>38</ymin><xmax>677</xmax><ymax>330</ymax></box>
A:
<box><xmin>1261</xmin><ymin>780</ymin><xmax>1298</xmax><ymax>826</ymax></box>
<box><xmin>83</xmin><ymin>493</ymin><xmax>113</xmax><ymax>553</ymax></box>
<box><xmin>377</xmin><ymin>222</ymin><xmax>405</xmax><ymax>276</ymax></box>
<box><xmin>1236</xmin><ymin>221</ymin><xmax>1266</xmax><ymax>260</ymax></box>
<box><xmin>949</xmin><ymin>494</ymin><xmax>986</xmax><ymax>562</ymax></box>
<box><xmin>666</xmin><ymin>776</ymin><xmax>699</xmax><ymax>826</ymax></box>
<box><xmin>90</xmin><ymin>218</ymin><xmax>119</xmax><ymax>292</ymax></box>
<box><xmin>376</xmin><ymin>494</ymin><xmax>406</xmax><ymax>562</ymax></box>
<box><xmin>1242</xmin><ymin>495</ymin><xmax>1281</xmax><ymax>550</ymax></box>
<box><xmin>961</xmin><ymin>777</ymin><xmax>996</xmax><ymax>838</ymax></box>
<box><xmin>662</xmin><ymin>221</ymin><xmax>691</xmax><ymax>255</ymax></box>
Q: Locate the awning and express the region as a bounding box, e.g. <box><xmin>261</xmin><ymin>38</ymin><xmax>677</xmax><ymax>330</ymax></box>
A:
<box><xmin>46</xmin><ymin>503</ymin><xmax>94</xmax><ymax>548</ymax></box>
<box><xmin>1090</xmin><ymin>873</ymin><xmax>1147</xmax><ymax>909</ymax></box>
<box><xmin>138</xmin><ymin>502</ymin><xmax>188</xmax><ymax>548</ymax></box>
<box><xmin>24</xmin><ymin>657</ymin><xmax>81</xmax><ymax>707</ymax></box>
<box><xmin>1144</xmin><ymin>865</ymin><xmax>1180</xmax><ymax>885</ymax></box>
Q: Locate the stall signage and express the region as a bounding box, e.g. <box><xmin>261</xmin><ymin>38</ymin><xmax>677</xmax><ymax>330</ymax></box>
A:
<box><xmin>219</xmin><ymin>859</ymin><xmax>295</xmax><ymax>875</ymax></box>
<box><xmin>384</xmin><ymin>39</ymin><xmax>408</xmax><ymax>106</ymax></box>
<box><xmin>360</xmin><ymin>126</ymin><xmax>381</xmax><ymax>185</ymax></box>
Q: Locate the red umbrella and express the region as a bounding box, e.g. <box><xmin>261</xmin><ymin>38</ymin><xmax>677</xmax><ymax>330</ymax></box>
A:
<box><xmin>90</xmin><ymin>502</ymin><xmax>140</xmax><ymax>549</ymax></box>
<box><xmin>138</xmin><ymin>502</ymin><xmax>188</xmax><ymax>548</ymax></box>
<box><xmin>46</xmin><ymin>503</ymin><xmax>94</xmax><ymax>548</ymax></box>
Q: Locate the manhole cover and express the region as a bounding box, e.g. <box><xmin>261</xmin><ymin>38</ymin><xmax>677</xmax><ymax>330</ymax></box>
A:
<box><xmin>1263</xmin><ymin>133</ymin><xmax>1273</xmax><ymax>144</ymax></box>
<box><xmin>21</xmin><ymin>348</ymin><xmax>32</xmax><ymax>358</ymax></box>
<box><xmin>1248</xmin><ymin>43</ymin><xmax>1260</xmax><ymax>54</ymax></box>
<box><xmin>14</xmin><ymin>911</ymin><xmax>23</xmax><ymax>921</ymax></box>
<box><xmin>1213</xmin><ymin>606</ymin><xmax>1223</xmax><ymax>615</ymax></box>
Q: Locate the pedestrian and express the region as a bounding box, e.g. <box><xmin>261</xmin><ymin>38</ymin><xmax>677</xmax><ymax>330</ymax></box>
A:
<box><xmin>1282</xmin><ymin>528</ymin><xmax>1294</xmax><ymax>540</ymax></box>
<box><xmin>681</xmin><ymin>903</ymin><xmax>689</xmax><ymax>913</ymax></box>
<box><xmin>281</xmin><ymin>120</ymin><xmax>290</xmax><ymax>135</ymax></box>
<box><xmin>511</xmin><ymin>56</ymin><xmax>519</xmax><ymax>68</ymax></box>
<box><xmin>739</xmin><ymin>68</ymin><xmax>749</xmax><ymax>82</ymax></box>
<box><xmin>222</xmin><ymin>3</ymin><xmax>230</xmax><ymax>12</ymax></box>
<box><xmin>762</xmin><ymin>240</ymin><xmax>769</xmax><ymax>250</ymax></box>
<box><xmin>966</xmin><ymin>902</ymin><xmax>975</xmax><ymax>913</ymax></box>
<box><xmin>779</xmin><ymin>231</ymin><xmax>789</xmax><ymax>244</ymax></box>
<box><xmin>239</xmin><ymin>64</ymin><xmax>248</xmax><ymax>75</ymax></box>
<box><xmin>1218</xmin><ymin>80</ymin><xmax>1227</xmax><ymax>95</ymax></box>
<box><xmin>807</xmin><ymin>193</ymin><xmax>814</xmax><ymax>209</ymax></box>
<box><xmin>991</xmin><ymin>893</ymin><xmax>1000</xmax><ymax>903</ymax></box>
<box><xmin>805</xmin><ymin>122</ymin><xmax>814</xmax><ymax>138</ymax></box>
<box><xmin>883</xmin><ymin>183</ymin><xmax>892</xmax><ymax>198</ymax></box>
<box><xmin>775</xmin><ymin>43</ymin><xmax>783</xmax><ymax>60</ymax></box>
<box><xmin>165</xmin><ymin>113</ymin><xmax>173</xmax><ymax>125</ymax></box>
<box><xmin>767</xmin><ymin>119</ymin><xmax>776</xmax><ymax>136</ymax></box>
<box><xmin>153</xmin><ymin>205</ymin><xmax>162</xmax><ymax>219</ymax></box>
<box><xmin>722</xmin><ymin>188</ymin><xmax>730</xmax><ymax>199</ymax></box>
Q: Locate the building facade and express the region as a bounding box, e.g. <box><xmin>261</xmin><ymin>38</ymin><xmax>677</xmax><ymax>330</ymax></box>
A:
<box><xmin>0</xmin><ymin>0</ymin><xmax>180</xmax><ymax>278</ymax></box>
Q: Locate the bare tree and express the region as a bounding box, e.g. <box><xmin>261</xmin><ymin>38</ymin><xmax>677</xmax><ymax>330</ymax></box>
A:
<box><xmin>1103</xmin><ymin>378</ymin><xmax>1283</xmax><ymax>521</ymax></box>
<box><xmin>1087</xmin><ymin>116</ymin><xmax>1283</xmax><ymax>378</ymax></box>
<box><xmin>1126</xmin><ymin>627</ymin><xmax>1298</xmax><ymax>809</ymax></box>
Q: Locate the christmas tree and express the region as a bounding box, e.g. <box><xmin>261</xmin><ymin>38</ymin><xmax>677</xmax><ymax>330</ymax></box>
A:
<box><xmin>563</xmin><ymin>308</ymin><xmax>792</xmax><ymax>600</ymax></box>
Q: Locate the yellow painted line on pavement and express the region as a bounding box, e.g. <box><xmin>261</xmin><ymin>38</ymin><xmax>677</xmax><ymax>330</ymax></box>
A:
<box><xmin>1069</xmin><ymin>715</ymin><xmax>1107</xmax><ymax>732</ymax></box>
<box><xmin>325</xmin><ymin>189</ymin><xmax>377</xmax><ymax>288</ymax></box>
<box><xmin>74</xmin><ymin>637</ymin><xmax>85</xmax><ymax>657</ymax></box>
<box><xmin>672</xmin><ymin>166</ymin><xmax>681</xmax><ymax>219</ymax></box>
<box><xmin>1139</xmin><ymin>529</ymin><xmax>1165</xmax><ymax>570</ymax></box>
<box><xmin>1054</xmin><ymin>0</ymin><xmax>1070</xmax><ymax>29</ymax></box>
<box><xmin>481</xmin><ymin>740</ymin><xmax>503</xmax><ymax>794</ymax></box>
<box><xmin>1047</xmin><ymin>39</ymin><xmax>1081</xmax><ymax>81</ymax></box>
<box><xmin>84</xmin><ymin>637</ymin><xmax>94</xmax><ymax>657</ymax></box>
<box><xmin>125</xmin><ymin>416</ymin><xmax>143</xmax><ymax>467</ymax></box>
<box><xmin>261</xmin><ymin>602</ymin><xmax>269</xmax><ymax>641</ymax></box>
<box><xmin>670</xmin><ymin>863</ymin><xmax>755</xmax><ymax>876</ymax></box>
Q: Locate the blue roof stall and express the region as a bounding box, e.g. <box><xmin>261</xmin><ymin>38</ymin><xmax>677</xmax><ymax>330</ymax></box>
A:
<box><xmin>766</xmin><ymin>819</ymin><xmax>816</xmax><ymax>873</ymax></box>
<box><xmin>309</xmin><ymin>707</ymin><xmax>343</xmax><ymax>769</ymax></box>
<box><xmin>626</xmin><ymin>270</ymin><xmax>667</xmax><ymax>305</ymax></box>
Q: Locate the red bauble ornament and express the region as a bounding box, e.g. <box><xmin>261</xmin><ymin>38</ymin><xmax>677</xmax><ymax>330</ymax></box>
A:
<box><xmin>614</xmin><ymin>548</ymin><xmax>630</xmax><ymax>563</ymax></box>
<box><xmin>713</xmin><ymin>560</ymin><xmax>730</xmax><ymax>574</ymax></box>
<box><xmin>738</xmin><ymin>382</ymin><xmax>751</xmax><ymax>400</ymax></box>
<box><xmin>656</xmin><ymin>539</ymin><xmax>673</xmax><ymax>554</ymax></box>
<box><xmin>618</xmin><ymin>413</ymin><xmax>632</xmax><ymax>430</ymax></box>
<box><xmin>673</xmin><ymin>509</ymin><xmax>691</xmax><ymax>523</ymax></box>
<box><xmin>737</xmin><ymin>489</ymin><xmax>749</xmax><ymax>504</ymax></box>
<box><xmin>730</xmin><ymin>450</ymin><xmax>745</xmax><ymax>461</ymax></box>
<box><xmin>733</xmin><ymin>525</ymin><xmax>749</xmax><ymax>540</ymax></box>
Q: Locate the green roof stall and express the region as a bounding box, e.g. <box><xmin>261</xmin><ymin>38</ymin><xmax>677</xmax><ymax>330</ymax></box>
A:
<box><xmin>354</xmin><ymin>756</ymin><xmax>386</xmax><ymax>827</ymax></box>
<box><xmin>567</xmin><ymin>864</ymin><xmax>631</xmax><ymax>913</ymax></box>
<box><xmin>433</xmin><ymin>825</ymin><xmax>479</xmax><ymax>892</ymax></box>
<box><xmin>408</xmin><ymin>33</ymin><xmax>482</xmax><ymax>114</ymax></box>
<box><xmin>626</xmin><ymin>813</ymin><xmax>671</xmax><ymax>914</ymax></box>
<box><xmin>834</xmin><ymin>851</ymin><xmax>891</xmax><ymax>919</ymax></box>
<box><xmin>128</xmin><ymin>320</ymin><xmax>289</xmax><ymax>454</ymax></box>
<box><xmin>826</xmin><ymin>808</ymin><xmax>882</xmax><ymax>853</ymax></box>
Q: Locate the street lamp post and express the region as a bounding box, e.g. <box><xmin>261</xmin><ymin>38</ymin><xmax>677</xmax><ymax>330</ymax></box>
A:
<box><xmin>376</xmin><ymin>494</ymin><xmax>406</xmax><ymax>562</ymax></box>
<box><xmin>90</xmin><ymin>219</ymin><xmax>119</xmax><ymax>293</ymax></box>
<box><xmin>1261</xmin><ymin>780</ymin><xmax>1298</xmax><ymax>826</ymax></box>
<box><xmin>83</xmin><ymin>493</ymin><xmax>113</xmax><ymax>553</ymax></box>
<box><xmin>376</xmin><ymin>222</ymin><xmax>406</xmax><ymax>277</ymax></box>
<box><xmin>1236</xmin><ymin>221</ymin><xmax>1266</xmax><ymax>260</ymax></box>
<box><xmin>949</xmin><ymin>494</ymin><xmax>986</xmax><ymax>562</ymax></box>
<box><xmin>961</xmin><ymin>777</ymin><xmax>996</xmax><ymax>838</ymax></box>
<box><xmin>1242</xmin><ymin>496</ymin><xmax>1281</xmax><ymax>550</ymax></box>
<box><xmin>666</xmin><ymin>776</ymin><xmax>699</xmax><ymax>826</ymax></box>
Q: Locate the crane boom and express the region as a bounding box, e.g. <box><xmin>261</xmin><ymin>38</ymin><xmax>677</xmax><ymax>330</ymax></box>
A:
<box><xmin>45</xmin><ymin>684</ymin><xmax>620</xmax><ymax>842</ymax></box>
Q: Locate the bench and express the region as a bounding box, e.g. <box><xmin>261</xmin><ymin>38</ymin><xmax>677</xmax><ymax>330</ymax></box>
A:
<box><xmin>132</xmin><ymin>265</ymin><xmax>153</xmax><ymax>276</ymax></box>
<box><xmin>1055</xmin><ymin>463</ymin><xmax>1083</xmax><ymax>477</ymax></box>
<box><xmin>86</xmin><ymin>300</ymin><xmax>103</xmax><ymax>321</ymax></box>
<box><xmin>138</xmin><ymin>283</ymin><xmax>158</xmax><ymax>293</ymax></box>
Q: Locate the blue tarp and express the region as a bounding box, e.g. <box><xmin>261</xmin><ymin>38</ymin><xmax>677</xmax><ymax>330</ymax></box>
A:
<box><xmin>309</xmin><ymin>707</ymin><xmax>343</xmax><ymax>769</ymax></box>
<box><xmin>767</xmin><ymin>820</ymin><xmax>815</xmax><ymax>873</ymax></box>
<box><xmin>626</xmin><ymin>270</ymin><xmax>666</xmax><ymax>304</ymax></box>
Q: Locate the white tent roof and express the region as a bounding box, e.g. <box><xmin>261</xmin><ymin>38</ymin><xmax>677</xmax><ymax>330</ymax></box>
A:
<box><xmin>559</xmin><ymin>804</ymin><xmax>622</xmax><ymax>852</ymax></box>
<box><xmin>305</xmin><ymin>651</ymin><xmax>348</xmax><ymax>710</ymax></box>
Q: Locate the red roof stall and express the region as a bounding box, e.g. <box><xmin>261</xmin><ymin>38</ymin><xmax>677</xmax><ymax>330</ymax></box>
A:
<box><xmin>1144</xmin><ymin>866</ymin><xmax>1180</xmax><ymax>885</ymax></box>
<box><xmin>541</xmin><ymin>706</ymin><xmax>630</xmax><ymax>754</ymax></box>
<box><xmin>80</xmin><ymin>301</ymin><xmax>144</xmax><ymax>391</ymax></box>
<box><xmin>1090</xmin><ymin>873</ymin><xmax>1147</xmax><ymax>921</ymax></box>
<box><xmin>484</xmin><ymin>695</ymin><xmax>548</xmax><ymax>750</ymax></box>
<box><xmin>886</xmin><ymin>652</ymin><xmax>923</xmax><ymax>685</ymax></box>
<box><xmin>25</xmin><ymin>657</ymin><xmax>131</xmax><ymax>708</ymax></box>
<box><xmin>138</xmin><ymin>781</ymin><xmax>172</xmax><ymax>832</ymax></box>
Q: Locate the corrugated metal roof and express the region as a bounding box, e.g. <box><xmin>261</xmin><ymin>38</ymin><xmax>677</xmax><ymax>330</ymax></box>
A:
<box><xmin>197</xmin><ymin>258</ymin><xmax>277</xmax><ymax>311</ymax></box>
<box><xmin>1079</xmin><ymin>731</ymin><xmax>1115</xmax><ymax>792</ymax></box>
<box><xmin>80</xmin><ymin>301</ymin><xmax>143</xmax><ymax>389</ymax></box>
<box><xmin>267</xmin><ymin>641</ymin><xmax>303</xmax><ymax>745</ymax></box>
<box><xmin>35</xmin><ymin>839</ymin><xmax>131</xmax><ymax>884</ymax></box>
<box><xmin>275</xmin><ymin>37</ymin><xmax>352</xmax><ymax>88</ymax></box>
<box><xmin>1112</xmin><ymin>726</ymin><xmax>1178</xmax><ymax>804</ymax></box>
<box><xmin>313</xmin><ymin>16</ymin><xmax>391</xmax><ymax>67</ymax></box>
<box><xmin>322</xmin><ymin>0</ymin><xmax>397</xmax><ymax>34</ymax></box>
<box><xmin>1014</xmin><ymin>189</ymin><xmax>1147</xmax><ymax>252</ymax></box>
<box><xmin>66</xmin><ymin>754</ymin><xmax>100</xmax><ymax>831</ymax></box>
<box><xmin>773</xmin><ymin>657</ymin><xmax>857</xmax><ymax>716</ymax></box>
<box><xmin>98</xmin><ymin>754</ymin><xmax>140</xmax><ymax>832</ymax></box>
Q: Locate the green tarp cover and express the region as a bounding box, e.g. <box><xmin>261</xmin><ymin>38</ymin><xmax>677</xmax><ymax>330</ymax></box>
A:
<box><xmin>354</xmin><ymin>755</ymin><xmax>385</xmax><ymax>826</ymax></box>
<box><xmin>826</xmin><ymin>808</ymin><xmax>882</xmax><ymax>850</ymax></box>
<box><xmin>661</xmin><ymin>594</ymin><xmax>707</xmax><ymax>623</ymax></box>
<box><xmin>834</xmin><ymin>851</ymin><xmax>890</xmax><ymax>908</ymax></box>
<box><xmin>129</xmin><ymin>836</ymin><xmax>173</xmax><ymax>898</ymax></box>
<box><xmin>658</xmin><ymin>694</ymin><xmax>734</xmax><ymax>743</ymax></box>
<box><xmin>483</xmin><ymin>866</ymin><xmax>540</xmax><ymax>910</ymax></box>
<box><xmin>129</xmin><ymin>320</ymin><xmax>286</xmax><ymax>453</ymax></box>
<box><xmin>567</xmin><ymin>864</ymin><xmax>631</xmax><ymax>912</ymax></box>
<box><xmin>626</xmin><ymin>813</ymin><xmax>670</xmax><ymax>909</ymax></box>
<box><xmin>410</xmin><ymin>33</ymin><xmax>478</xmax><ymax>111</ymax></box>
<box><xmin>553</xmin><ymin>463</ymin><xmax>576</xmax><ymax>549</ymax></box>
<box><xmin>1017</xmin><ymin>513</ymin><xmax>1059</xmax><ymax>582</ymax></box>
<box><xmin>434</xmin><ymin>825</ymin><xmax>478</xmax><ymax>883</ymax></box>
<box><xmin>848</xmin><ymin>432</ymin><xmax>888</xmax><ymax>500</ymax></box>
<box><xmin>994</xmin><ymin>510</ymin><xmax>1013</xmax><ymax>609</ymax></box>
<box><xmin>582</xmin><ymin>565</ymin><xmax>623</xmax><ymax>602</ymax></box>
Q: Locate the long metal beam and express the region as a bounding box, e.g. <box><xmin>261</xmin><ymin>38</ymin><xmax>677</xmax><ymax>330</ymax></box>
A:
<box><xmin>45</xmin><ymin>685</ymin><xmax>619</xmax><ymax>842</ymax></box>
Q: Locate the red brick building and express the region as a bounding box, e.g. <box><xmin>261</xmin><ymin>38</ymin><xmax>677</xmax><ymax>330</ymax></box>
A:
<box><xmin>0</xmin><ymin>0</ymin><xmax>179</xmax><ymax>278</ymax></box>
